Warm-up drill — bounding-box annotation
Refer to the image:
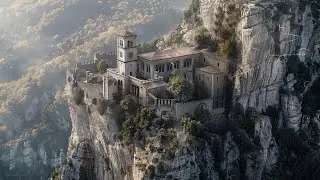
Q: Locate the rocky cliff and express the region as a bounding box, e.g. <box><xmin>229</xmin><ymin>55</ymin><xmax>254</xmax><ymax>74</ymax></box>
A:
<box><xmin>61</xmin><ymin>0</ymin><xmax>320</xmax><ymax>180</ymax></box>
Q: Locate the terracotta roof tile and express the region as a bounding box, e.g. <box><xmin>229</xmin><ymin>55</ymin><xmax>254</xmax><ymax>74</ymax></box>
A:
<box><xmin>139</xmin><ymin>47</ymin><xmax>200</xmax><ymax>61</ymax></box>
<box><xmin>196</xmin><ymin>66</ymin><xmax>221</xmax><ymax>74</ymax></box>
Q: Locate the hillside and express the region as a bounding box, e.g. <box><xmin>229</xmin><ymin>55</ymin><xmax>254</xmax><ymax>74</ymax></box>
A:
<box><xmin>62</xmin><ymin>0</ymin><xmax>320</xmax><ymax>180</ymax></box>
<box><xmin>0</xmin><ymin>0</ymin><xmax>185</xmax><ymax>179</ymax></box>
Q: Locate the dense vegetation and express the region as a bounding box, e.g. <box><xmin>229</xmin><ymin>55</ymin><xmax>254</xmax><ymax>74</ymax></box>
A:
<box><xmin>97</xmin><ymin>59</ymin><xmax>108</xmax><ymax>74</ymax></box>
<box><xmin>167</xmin><ymin>75</ymin><xmax>194</xmax><ymax>102</ymax></box>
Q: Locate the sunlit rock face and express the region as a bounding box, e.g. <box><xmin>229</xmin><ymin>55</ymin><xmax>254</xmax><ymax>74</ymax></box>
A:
<box><xmin>0</xmin><ymin>0</ymin><xmax>186</xmax><ymax>178</ymax></box>
<box><xmin>59</xmin><ymin>0</ymin><xmax>320</xmax><ymax>179</ymax></box>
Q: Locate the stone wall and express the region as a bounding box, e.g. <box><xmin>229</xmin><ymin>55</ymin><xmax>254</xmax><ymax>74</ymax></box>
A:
<box><xmin>78</xmin><ymin>82</ymin><xmax>103</xmax><ymax>100</ymax></box>
<box><xmin>175</xmin><ymin>98</ymin><xmax>213</xmax><ymax>120</ymax></box>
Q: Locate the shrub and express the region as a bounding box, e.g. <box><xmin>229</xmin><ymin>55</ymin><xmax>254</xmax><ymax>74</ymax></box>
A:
<box><xmin>181</xmin><ymin>117</ymin><xmax>204</xmax><ymax>137</ymax></box>
<box><xmin>121</xmin><ymin>118</ymin><xmax>135</xmax><ymax>144</ymax></box>
<box><xmin>97</xmin><ymin>59</ymin><xmax>108</xmax><ymax>74</ymax></box>
<box><xmin>167</xmin><ymin>75</ymin><xmax>194</xmax><ymax>102</ymax></box>
<box><xmin>120</xmin><ymin>95</ymin><xmax>139</xmax><ymax>114</ymax></box>
<box><xmin>121</xmin><ymin>108</ymin><xmax>155</xmax><ymax>144</ymax></box>
<box><xmin>220</xmin><ymin>39</ymin><xmax>230</xmax><ymax>57</ymax></box>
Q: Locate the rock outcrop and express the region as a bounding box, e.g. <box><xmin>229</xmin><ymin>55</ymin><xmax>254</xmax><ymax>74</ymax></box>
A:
<box><xmin>62</xmin><ymin>0</ymin><xmax>320</xmax><ymax>179</ymax></box>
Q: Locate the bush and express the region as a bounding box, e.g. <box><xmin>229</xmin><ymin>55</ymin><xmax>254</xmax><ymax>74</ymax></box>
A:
<box><xmin>121</xmin><ymin>108</ymin><xmax>155</xmax><ymax>144</ymax></box>
<box><xmin>167</xmin><ymin>75</ymin><xmax>194</xmax><ymax>102</ymax></box>
<box><xmin>120</xmin><ymin>95</ymin><xmax>139</xmax><ymax>115</ymax></box>
<box><xmin>220</xmin><ymin>39</ymin><xmax>230</xmax><ymax>57</ymax></box>
<box><xmin>97</xmin><ymin>59</ymin><xmax>108</xmax><ymax>74</ymax></box>
<box><xmin>181</xmin><ymin>117</ymin><xmax>204</xmax><ymax>137</ymax></box>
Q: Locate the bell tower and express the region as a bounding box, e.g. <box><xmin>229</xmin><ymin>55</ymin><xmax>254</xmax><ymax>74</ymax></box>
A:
<box><xmin>117</xmin><ymin>30</ymin><xmax>138</xmax><ymax>77</ymax></box>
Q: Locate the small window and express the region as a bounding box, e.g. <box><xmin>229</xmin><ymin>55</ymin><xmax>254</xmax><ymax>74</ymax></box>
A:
<box><xmin>184</xmin><ymin>73</ymin><xmax>187</xmax><ymax>79</ymax></box>
<box><xmin>147</xmin><ymin>64</ymin><xmax>150</xmax><ymax>73</ymax></box>
<box><xmin>204</xmin><ymin>58</ymin><xmax>206</xmax><ymax>62</ymax></box>
<box><xmin>120</xmin><ymin>52</ymin><xmax>123</xmax><ymax>58</ymax></box>
<box><xmin>130</xmin><ymin>41</ymin><xmax>134</xmax><ymax>47</ymax></box>
<box><xmin>120</xmin><ymin>40</ymin><xmax>124</xmax><ymax>47</ymax></box>
<box><xmin>156</xmin><ymin>64</ymin><xmax>165</xmax><ymax>72</ymax></box>
<box><xmin>174</xmin><ymin>61</ymin><xmax>180</xmax><ymax>69</ymax></box>
<box><xmin>217</xmin><ymin>77</ymin><xmax>219</xmax><ymax>82</ymax></box>
<box><xmin>184</xmin><ymin>58</ymin><xmax>192</xmax><ymax>67</ymax></box>
<box><xmin>217</xmin><ymin>63</ymin><xmax>220</xmax><ymax>67</ymax></box>
<box><xmin>130</xmin><ymin>72</ymin><xmax>132</xmax><ymax>76</ymax></box>
<box><xmin>129</xmin><ymin>52</ymin><xmax>133</xmax><ymax>58</ymax></box>
<box><xmin>141</xmin><ymin>62</ymin><xmax>145</xmax><ymax>70</ymax></box>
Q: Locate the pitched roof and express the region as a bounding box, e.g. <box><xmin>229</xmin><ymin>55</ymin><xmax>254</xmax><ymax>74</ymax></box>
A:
<box><xmin>195</xmin><ymin>66</ymin><xmax>221</xmax><ymax>74</ymax></box>
<box><xmin>139</xmin><ymin>47</ymin><xmax>201</xmax><ymax>61</ymax></box>
<box><xmin>118</xmin><ymin>30</ymin><xmax>137</xmax><ymax>37</ymax></box>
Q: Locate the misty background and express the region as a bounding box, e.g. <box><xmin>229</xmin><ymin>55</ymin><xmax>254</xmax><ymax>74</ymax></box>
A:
<box><xmin>0</xmin><ymin>0</ymin><xmax>188</xmax><ymax>178</ymax></box>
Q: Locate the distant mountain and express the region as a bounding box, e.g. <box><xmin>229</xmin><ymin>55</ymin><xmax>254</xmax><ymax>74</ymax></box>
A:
<box><xmin>0</xmin><ymin>0</ymin><xmax>185</xmax><ymax>178</ymax></box>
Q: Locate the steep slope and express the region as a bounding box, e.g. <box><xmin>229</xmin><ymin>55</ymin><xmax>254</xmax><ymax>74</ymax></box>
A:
<box><xmin>62</xmin><ymin>0</ymin><xmax>320</xmax><ymax>180</ymax></box>
<box><xmin>0</xmin><ymin>0</ymin><xmax>185</xmax><ymax>179</ymax></box>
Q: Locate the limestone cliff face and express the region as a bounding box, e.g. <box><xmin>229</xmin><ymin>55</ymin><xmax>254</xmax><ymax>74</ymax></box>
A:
<box><xmin>62</xmin><ymin>1</ymin><xmax>320</xmax><ymax>180</ymax></box>
<box><xmin>61</xmin><ymin>83</ymin><xmax>133</xmax><ymax>180</ymax></box>
<box><xmin>193</xmin><ymin>0</ymin><xmax>320</xmax><ymax>129</ymax></box>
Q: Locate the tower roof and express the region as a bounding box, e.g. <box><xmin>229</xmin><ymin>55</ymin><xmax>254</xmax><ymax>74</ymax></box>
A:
<box><xmin>118</xmin><ymin>30</ymin><xmax>137</xmax><ymax>37</ymax></box>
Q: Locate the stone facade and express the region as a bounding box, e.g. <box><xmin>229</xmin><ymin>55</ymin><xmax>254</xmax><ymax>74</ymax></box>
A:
<box><xmin>71</xmin><ymin>30</ymin><xmax>230</xmax><ymax>119</ymax></box>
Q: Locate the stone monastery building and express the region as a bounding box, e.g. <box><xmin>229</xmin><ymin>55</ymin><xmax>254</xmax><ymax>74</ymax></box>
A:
<box><xmin>73</xmin><ymin>30</ymin><xmax>230</xmax><ymax>119</ymax></box>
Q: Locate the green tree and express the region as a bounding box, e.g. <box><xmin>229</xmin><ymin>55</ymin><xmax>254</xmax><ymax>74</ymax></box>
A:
<box><xmin>167</xmin><ymin>75</ymin><xmax>194</xmax><ymax>102</ymax></box>
<box><xmin>181</xmin><ymin>117</ymin><xmax>203</xmax><ymax>137</ymax></box>
<box><xmin>120</xmin><ymin>95</ymin><xmax>139</xmax><ymax>115</ymax></box>
<box><xmin>97</xmin><ymin>59</ymin><xmax>108</xmax><ymax>74</ymax></box>
<box><xmin>121</xmin><ymin>108</ymin><xmax>155</xmax><ymax>144</ymax></box>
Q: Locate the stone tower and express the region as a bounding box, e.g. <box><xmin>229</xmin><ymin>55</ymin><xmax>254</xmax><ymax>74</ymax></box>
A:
<box><xmin>117</xmin><ymin>30</ymin><xmax>138</xmax><ymax>77</ymax></box>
